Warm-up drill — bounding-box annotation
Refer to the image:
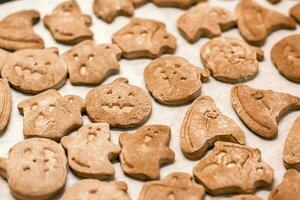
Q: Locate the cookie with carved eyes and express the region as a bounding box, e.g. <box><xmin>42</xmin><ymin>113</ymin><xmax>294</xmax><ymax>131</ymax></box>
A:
<box><xmin>236</xmin><ymin>0</ymin><xmax>296</xmax><ymax>46</ymax></box>
<box><xmin>177</xmin><ymin>3</ymin><xmax>235</xmax><ymax>43</ymax></box>
<box><xmin>193</xmin><ymin>142</ymin><xmax>274</xmax><ymax>195</ymax></box>
<box><xmin>201</xmin><ymin>37</ymin><xmax>264</xmax><ymax>83</ymax></box>
<box><xmin>290</xmin><ymin>3</ymin><xmax>300</xmax><ymax>23</ymax></box>
<box><xmin>112</xmin><ymin>17</ymin><xmax>177</xmax><ymax>59</ymax></box>
<box><xmin>85</xmin><ymin>78</ymin><xmax>152</xmax><ymax>128</ymax></box>
<box><xmin>43</xmin><ymin>0</ymin><xmax>93</xmax><ymax>45</ymax></box>
<box><xmin>1</xmin><ymin>47</ymin><xmax>68</xmax><ymax>94</ymax></box>
<box><xmin>119</xmin><ymin>125</ymin><xmax>175</xmax><ymax>180</ymax></box>
<box><xmin>62</xmin><ymin>40</ymin><xmax>122</xmax><ymax>86</ymax></box>
<box><xmin>144</xmin><ymin>55</ymin><xmax>209</xmax><ymax>105</ymax></box>
<box><xmin>152</xmin><ymin>0</ymin><xmax>205</xmax><ymax>9</ymax></box>
<box><xmin>231</xmin><ymin>195</ymin><xmax>263</xmax><ymax>200</ymax></box>
<box><xmin>61</xmin><ymin>123</ymin><xmax>120</xmax><ymax>179</ymax></box>
<box><xmin>0</xmin><ymin>138</ymin><xmax>67</xmax><ymax>200</ymax></box>
<box><xmin>231</xmin><ymin>84</ymin><xmax>300</xmax><ymax>139</ymax></box>
<box><xmin>18</xmin><ymin>89</ymin><xmax>85</xmax><ymax>141</ymax></box>
<box><xmin>0</xmin><ymin>79</ymin><xmax>11</xmax><ymax>134</ymax></box>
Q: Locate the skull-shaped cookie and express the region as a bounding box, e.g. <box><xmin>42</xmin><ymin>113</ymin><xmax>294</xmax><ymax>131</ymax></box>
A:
<box><xmin>177</xmin><ymin>3</ymin><xmax>236</xmax><ymax>43</ymax></box>
<box><xmin>43</xmin><ymin>0</ymin><xmax>93</xmax><ymax>45</ymax></box>
<box><xmin>139</xmin><ymin>172</ymin><xmax>205</xmax><ymax>200</ymax></box>
<box><xmin>0</xmin><ymin>138</ymin><xmax>67</xmax><ymax>200</ymax></box>
<box><xmin>180</xmin><ymin>96</ymin><xmax>246</xmax><ymax>160</ymax></box>
<box><xmin>193</xmin><ymin>142</ymin><xmax>274</xmax><ymax>195</ymax></box>
<box><xmin>144</xmin><ymin>55</ymin><xmax>209</xmax><ymax>105</ymax></box>
<box><xmin>61</xmin><ymin>123</ymin><xmax>120</xmax><ymax>179</ymax></box>
<box><xmin>1</xmin><ymin>47</ymin><xmax>68</xmax><ymax>94</ymax></box>
<box><xmin>231</xmin><ymin>84</ymin><xmax>300</xmax><ymax>139</ymax></box>
<box><xmin>0</xmin><ymin>10</ymin><xmax>44</xmax><ymax>51</ymax></box>
<box><xmin>18</xmin><ymin>89</ymin><xmax>85</xmax><ymax>141</ymax></box>
<box><xmin>62</xmin><ymin>40</ymin><xmax>122</xmax><ymax>86</ymax></box>
<box><xmin>85</xmin><ymin>78</ymin><xmax>152</xmax><ymax>128</ymax></box>
<box><xmin>0</xmin><ymin>79</ymin><xmax>11</xmax><ymax>134</ymax></box>
<box><xmin>290</xmin><ymin>3</ymin><xmax>300</xmax><ymax>23</ymax></box>
<box><xmin>119</xmin><ymin>125</ymin><xmax>175</xmax><ymax>180</ymax></box>
<box><xmin>112</xmin><ymin>18</ymin><xmax>177</xmax><ymax>59</ymax></box>
<box><xmin>152</xmin><ymin>0</ymin><xmax>204</xmax><ymax>9</ymax></box>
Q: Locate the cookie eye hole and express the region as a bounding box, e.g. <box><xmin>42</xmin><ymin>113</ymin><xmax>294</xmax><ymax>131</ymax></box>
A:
<box><xmin>154</xmin><ymin>130</ymin><xmax>159</xmax><ymax>135</ymax></box>
<box><xmin>256</xmin><ymin>166</ymin><xmax>264</xmax><ymax>173</ymax></box>
<box><xmin>28</xmin><ymin>55</ymin><xmax>34</xmax><ymax>59</ymax></box>
<box><xmin>128</xmin><ymin>92</ymin><xmax>134</xmax><ymax>97</ymax></box>
<box><xmin>45</xmin><ymin>62</ymin><xmax>51</xmax><ymax>67</ymax></box>
<box><xmin>23</xmin><ymin>166</ymin><xmax>30</xmax><ymax>171</ymax></box>
<box><xmin>180</xmin><ymin>77</ymin><xmax>187</xmax><ymax>81</ymax></box>
<box><xmin>33</xmin><ymin>158</ymin><xmax>37</xmax><ymax>163</ymax></box>
<box><xmin>105</xmin><ymin>46</ymin><xmax>110</xmax><ymax>50</ymax></box>
<box><xmin>106</xmin><ymin>89</ymin><xmax>112</xmax><ymax>95</ymax></box>
<box><xmin>88</xmin><ymin>54</ymin><xmax>94</xmax><ymax>61</ymax></box>
<box><xmin>118</xmin><ymin>95</ymin><xmax>121</xmax><ymax>99</ymax></box>
<box><xmin>73</xmin><ymin>53</ymin><xmax>79</xmax><ymax>61</ymax></box>
<box><xmin>24</xmin><ymin>148</ymin><xmax>32</xmax><ymax>155</ymax></box>
<box><xmin>173</xmin><ymin>71</ymin><xmax>177</xmax><ymax>75</ymax></box>
<box><xmin>167</xmin><ymin>192</ymin><xmax>175</xmax><ymax>200</ymax></box>
<box><xmin>34</xmin><ymin>62</ymin><xmax>38</xmax><ymax>66</ymax></box>
<box><xmin>31</xmin><ymin>103</ymin><xmax>38</xmax><ymax>110</ymax></box>
<box><xmin>175</xmin><ymin>64</ymin><xmax>181</xmax><ymax>68</ymax></box>
<box><xmin>68</xmin><ymin>97</ymin><xmax>74</xmax><ymax>103</ymax></box>
<box><xmin>164</xmin><ymin>35</ymin><xmax>169</xmax><ymax>40</ymax></box>
<box><xmin>141</xmin><ymin>30</ymin><xmax>148</xmax><ymax>36</ymax></box>
<box><xmin>48</xmin><ymin>104</ymin><xmax>55</xmax><ymax>112</ymax></box>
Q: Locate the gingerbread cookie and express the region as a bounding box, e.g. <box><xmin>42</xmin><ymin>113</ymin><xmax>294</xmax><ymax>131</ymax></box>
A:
<box><xmin>232</xmin><ymin>195</ymin><xmax>263</xmax><ymax>200</ymax></box>
<box><xmin>193</xmin><ymin>142</ymin><xmax>274</xmax><ymax>195</ymax></box>
<box><xmin>0</xmin><ymin>138</ymin><xmax>67</xmax><ymax>200</ymax></box>
<box><xmin>112</xmin><ymin>17</ymin><xmax>176</xmax><ymax>59</ymax></box>
<box><xmin>119</xmin><ymin>125</ymin><xmax>175</xmax><ymax>180</ymax></box>
<box><xmin>0</xmin><ymin>10</ymin><xmax>44</xmax><ymax>51</ymax></box>
<box><xmin>62</xmin><ymin>40</ymin><xmax>122</xmax><ymax>86</ymax></box>
<box><xmin>201</xmin><ymin>37</ymin><xmax>264</xmax><ymax>83</ymax></box>
<box><xmin>152</xmin><ymin>0</ymin><xmax>204</xmax><ymax>9</ymax></box>
<box><xmin>18</xmin><ymin>89</ymin><xmax>84</xmax><ymax>141</ymax></box>
<box><xmin>1</xmin><ymin>48</ymin><xmax>68</xmax><ymax>94</ymax></box>
<box><xmin>290</xmin><ymin>3</ymin><xmax>300</xmax><ymax>23</ymax></box>
<box><xmin>180</xmin><ymin>96</ymin><xmax>246</xmax><ymax>160</ymax></box>
<box><xmin>61</xmin><ymin>123</ymin><xmax>120</xmax><ymax>179</ymax></box>
<box><xmin>0</xmin><ymin>79</ymin><xmax>11</xmax><ymax>134</ymax></box>
<box><xmin>139</xmin><ymin>172</ymin><xmax>205</xmax><ymax>200</ymax></box>
<box><xmin>86</xmin><ymin>78</ymin><xmax>152</xmax><ymax>128</ymax></box>
<box><xmin>43</xmin><ymin>0</ymin><xmax>93</xmax><ymax>45</ymax></box>
<box><xmin>144</xmin><ymin>55</ymin><xmax>209</xmax><ymax>105</ymax></box>
<box><xmin>236</xmin><ymin>0</ymin><xmax>296</xmax><ymax>46</ymax></box>
<box><xmin>177</xmin><ymin>3</ymin><xmax>235</xmax><ymax>43</ymax></box>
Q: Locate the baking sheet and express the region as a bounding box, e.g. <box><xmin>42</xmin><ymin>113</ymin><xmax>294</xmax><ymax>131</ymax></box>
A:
<box><xmin>0</xmin><ymin>0</ymin><xmax>299</xmax><ymax>199</ymax></box>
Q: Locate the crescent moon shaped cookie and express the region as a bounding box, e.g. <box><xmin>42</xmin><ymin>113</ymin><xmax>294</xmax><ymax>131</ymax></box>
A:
<box><xmin>231</xmin><ymin>84</ymin><xmax>300</xmax><ymax>139</ymax></box>
<box><xmin>290</xmin><ymin>3</ymin><xmax>300</xmax><ymax>23</ymax></box>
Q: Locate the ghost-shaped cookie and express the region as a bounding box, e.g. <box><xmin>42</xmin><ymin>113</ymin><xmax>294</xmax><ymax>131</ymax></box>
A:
<box><xmin>290</xmin><ymin>3</ymin><xmax>300</xmax><ymax>23</ymax></box>
<box><xmin>0</xmin><ymin>79</ymin><xmax>11</xmax><ymax>134</ymax></box>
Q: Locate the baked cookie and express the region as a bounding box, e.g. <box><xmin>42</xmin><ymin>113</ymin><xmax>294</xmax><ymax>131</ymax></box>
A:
<box><xmin>139</xmin><ymin>172</ymin><xmax>205</xmax><ymax>200</ymax></box>
<box><xmin>177</xmin><ymin>3</ymin><xmax>235</xmax><ymax>43</ymax></box>
<box><xmin>62</xmin><ymin>40</ymin><xmax>122</xmax><ymax>86</ymax></box>
<box><xmin>236</xmin><ymin>0</ymin><xmax>296</xmax><ymax>46</ymax></box>
<box><xmin>61</xmin><ymin>123</ymin><xmax>120</xmax><ymax>179</ymax></box>
<box><xmin>85</xmin><ymin>78</ymin><xmax>152</xmax><ymax>128</ymax></box>
<box><xmin>119</xmin><ymin>125</ymin><xmax>175</xmax><ymax>180</ymax></box>
<box><xmin>201</xmin><ymin>37</ymin><xmax>264</xmax><ymax>83</ymax></box>
<box><xmin>231</xmin><ymin>195</ymin><xmax>263</xmax><ymax>200</ymax></box>
<box><xmin>193</xmin><ymin>142</ymin><xmax>274</xmax><ymax>195</ymax></box>
<box><xmin>1</xmin><ymin>48</ymin><xmax>67</xmax><ymax>94</ymax></box>
<box><xmin>290</xmin><ymin>3</ymin><xmax>300</xmax><ymax>23</ymax></box>
<box><xmin>231</xmin><ymin>84</ymin><xmax>300</xmax><ymax>139</ymax></box>
<box><xmin>43</xmin><ymin>0</ymin><xmax>93</xmax><ymax>45</ymax></box>
<box><xmin>0</xmin><ymin>138</ymin><xmax>67</xmax><ymax>200</ymax></box>
<box><xmin>180</xmin><ymin>96</ymin><xmax>246</xmax><ymax>160</ymax></box>
<box><xmin>112</xmin><ymin>17</ymin><xmax>176</xmax><ymax>59</ymax></box>
<box><xmin>144</xmin><ymin>55</ymin><xmax>209</xmax><ymax>105</ymax></box>
<box><xmin>152</xmin><ymin>0</ymin><xmax>205</xmax><ymax>9</ymax></box>
<box><xmin>0</xmin><ymin>79</ymin><xmax>11</xmax><ymax>134</ymax></box>
<box><xmin>0</xmin><ymin>10</ymin><xmax>44</xmax><ymax>51</ymax></box>
<box><xmin>18</xmin><ymin>89</ymin><xmax>85</xmax><ymax>141</ymax></box>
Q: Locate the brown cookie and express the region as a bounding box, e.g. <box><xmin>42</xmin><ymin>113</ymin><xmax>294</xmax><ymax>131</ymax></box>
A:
<box><xmin>0</xmin><ymin>79</ymin><xmax>11</xmax><ymax>134</ymax></box>
<box><xmin>18</xmin><ymin>89</ymin><xmax>85</xmax><ymax>141</ymax></box>
<box><xmin>0</xmin><ymin>138</ymin><xmax>67</xmax><ymax>200</ymax></box>
<box><xmin>201</xmin><ymin>37</ymin><xmax>264</xmax><ymax>83</ymax></box>
<box><xmin>231</xmin><ymin>195</ymin><xmax>263</xmax><ymax>200</ymax></box>
<box><xmin>236</xmin><ymin>0</ymin><xmax>296</xmax><ymax>46</ymax></box>
<box><xmin>180</xmin><ymin>96</ymin><xmax>246</xmax><ymax>160</ymax></box>
<box><xmin>139</xmin><ymin>172</ymin><xmax>205</xmax><ymax>200</ymax></box>
<box><xmin>60</xmin><ymin>179</ymin><xmax>131</xmax><ymax>200</ymax></box>
<box><xmin>290</xmin><ymin>3</ymin><xmax>300</xmax><ymax>23</ymax></box>
<box><xmin>43</xmin><ymin>0</ymin><xmax>93</xmax><ymax>45</ymax></box>
<box><xmin>268</xmin><ymin>0</ymin><xmax>281</xmax><ymax>3</ymax></box>
<box><xmin>152</xmin><ymin>0</ymin><xmax>204</xmax><ymax>9</ymax></box>
<box><xmin>61</xmin><ymin>123</ymin><xmax>120</xmax><ymax>179</ymax></box>
<box><xmin>62</xmin><ymin>40</ymin><xmax>122</xmax><ymax>86</ymax></box>
<box><xmin>0</xmin><ymin>49</ymin><xmax>9</xmax><ymax>71</ymax></box>
<box><xmin>193</xmin><ymin>142</ymin><xmax>274</xmax><ymax>195</ymax></box>
<box><xmin>268</xmin><ymin>169</ymin><xmax>300</xmax><ymax>200</ymax></box>
<box><xmin>0</xmin><ymin>10</ymin><xmax>44</xmax><ymax>51</ymax></box>
<box><xmin>85</xmin><ymin>78</ymin><xmax>152</xmax><ymax>128</ymax></box>
<box><xmin>112</xmin><ymin>17</ymin><xmax>177</xmax><ymax>59</ymax></box>
<box><xmin>119</xmin><ymin>125</ymin><xmax>175</xmax><ymax>180</ymax></box>
<box><xmin>177</xmin><ymin>3</ymin><xmax>235</xmax><ymax>43</ymax></box>
<box><xmin>1</xmin><ymin>47</ymin><xmax>68</xmax><ymax>94</ymax></box>
<box><xmin>144</xmin><ymin>55</ymin><xmax>209</xmax><ymax>105</ymax></box>
<box><xmin>133</xmin><ymin>0</ymin><xmax>148</xmax><ymax>7</ymax></box>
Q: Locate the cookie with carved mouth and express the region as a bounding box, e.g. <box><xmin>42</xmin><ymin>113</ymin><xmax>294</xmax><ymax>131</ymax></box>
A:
<box><xmin>290</xmin><ymin>3</ymin><xmax>300</xmax><ymax>23</ymax></box>
<box><xmin>231</xmin><ymin>84</ymin><xmax>300</xmax><ymax>139</ymax></box>
<box><xmin>61</xmin><ymin>123</ymin><xmax>121</xmax><ymax>179</ymax></box>
<box><xmin>43</xmin><ymin>0</ymin><xmax>93</xmax><ymax>45</ymax></box>
<box><xmin>152</xmin><ymin>0</ymin><xmax>205</xmax><ymax>9</ymax></box>
<box><xmin>0</xmin><ymin>138</ymin><xmax>67</xmax><ymax>200</ymax></box>
<box><xmin>0</xmin><ymin>79</ymin><xmax>11</xmax><ymax>134</ymax></box>
<box><xmin>62</xmin><ymin>40</ymin><xmax>122</xmax><ymax>86</ymax></box>
<box><xmin>193</xmin><ymin>142</ymin><xmax>274</xmax><ymax>195</ymax></box>
<box><xmin>18</xmin><ymin>89</ymin><xmax>85</xmax><ymax>141</ymax></box>
<box><xmin>85</xmin><ymin>78</ymin><xmax>152</xmax><ymax>128</ymax></box>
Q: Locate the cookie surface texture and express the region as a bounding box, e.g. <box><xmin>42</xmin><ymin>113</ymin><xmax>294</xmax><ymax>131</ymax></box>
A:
<box><xmin>290</xmin><ymin>2</ymin><xmax>300</xmax><ymax>23</ymax></box>
<box><xmin>0</xmin><ymin>79</ymin><xmax>11</xmax><ymax>134</ymax></box>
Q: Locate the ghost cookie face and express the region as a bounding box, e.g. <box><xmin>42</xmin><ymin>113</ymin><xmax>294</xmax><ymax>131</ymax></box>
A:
<box><xmin>1</xmin><ymin>48</ymin><xmax>67</xmax><ymax>94</ymax></box>
<box><xmin>18</xmin><ymin>90</ymin><xmax>85</xmax><ymax>141</ymax></box>
<box><xmin>86</xmin><ymin>78</ymin><xmax>152</xmax><ymax>128</ymax></box>
<box><xmin>0</xmin><ymin>138</ymin><xmax>67</xmax><ymax>200</ymax></box>
<box><xmin>0</xmin><ymin>79</ymin><xmax>11</xmax><ymax>134</ymax></box>
<box><xmin>112</xmin><ymin>18</ymin><xmax>177</xmax><ymax>59</ymax></box>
